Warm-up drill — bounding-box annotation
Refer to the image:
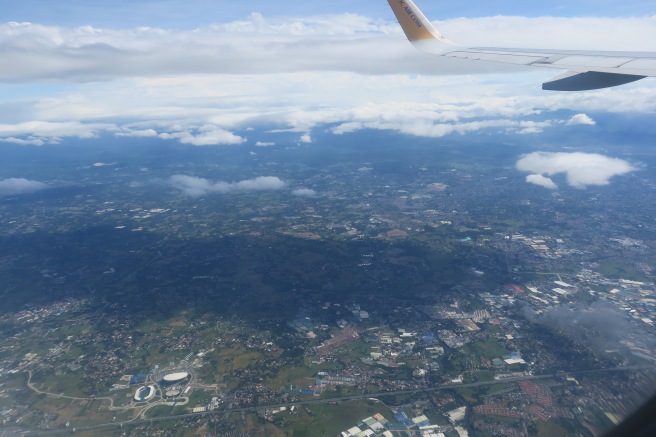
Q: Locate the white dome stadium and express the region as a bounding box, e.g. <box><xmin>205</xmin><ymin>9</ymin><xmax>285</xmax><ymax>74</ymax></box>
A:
<box><xmin>162</xmin><ymin>371</ymin><xmax>189</xmax><ymax>384</ymax></box>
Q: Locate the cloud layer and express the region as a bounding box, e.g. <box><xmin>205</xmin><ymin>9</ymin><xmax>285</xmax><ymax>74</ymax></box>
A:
<box><xmin>0</xmin><ymin>13</ymin><xmax>655</xmax><ymax>147</ymax></box>
<box><xmin>1</xmin><ymin>14</ymin><xmax>654</xmax><ymax>82</ymax></box>
<box><xmin>517</xmin><ymin>152</ymin><xmax>636</xmax><ymax>189</ymax></box>
<box><xmin>171</xmin><ymin>175</ymin><xmax>287</xmax><ymax>197</ymax></box>
<box><xmin>0</xmin><ymin>178</ymin><xmax>48</xmax><ymax>196</ymax></box>
<box><xmin>159</xmin><ymin>127</ymin><xmax>246</xmax><ymax>146</ymax></box>
<box><xmin>1</xmin><ymin>74</ymin><xmax>655</xmax><ymax>148</ymax></box>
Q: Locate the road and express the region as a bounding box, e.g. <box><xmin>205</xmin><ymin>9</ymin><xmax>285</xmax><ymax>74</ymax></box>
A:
<box><xmin>18</xmin><ymin>365</ymin><xmax>653</xmax><ymax>436</ymax></box>
<box><xmin>25</xmin><ymin>371</ymin><xmax>128</xmax><ymax>412</ymax></box>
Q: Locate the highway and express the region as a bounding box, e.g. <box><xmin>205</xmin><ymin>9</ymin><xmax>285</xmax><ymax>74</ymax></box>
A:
<box><xmin>18</xmin><ymin>365</ymin><xmax>653</xmax><ymax>436</ymax></box>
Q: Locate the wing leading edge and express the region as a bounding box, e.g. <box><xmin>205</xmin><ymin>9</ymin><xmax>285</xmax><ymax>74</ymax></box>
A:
<box><xmin>387</xmin><ymin>0</ymin><xmax>656</xmax><ymax>91</ymax></box>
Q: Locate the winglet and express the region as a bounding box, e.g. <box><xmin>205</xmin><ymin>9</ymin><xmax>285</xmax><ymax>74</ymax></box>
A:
<box><xmin>387</xmin><ymin>0</ymin><xmax>453</xmax><ymax>44</ymax></box>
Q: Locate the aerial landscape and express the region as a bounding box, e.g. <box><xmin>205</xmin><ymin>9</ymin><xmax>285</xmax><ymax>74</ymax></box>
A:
<box><xmin>1</xmin><ymin>1</ymin><xmax>655</xmax><ymax>437</ymax></box>
<box><xmin>1</xmin><ymin>123</ymin><xmax>655</xmax><ymax>436</ymax></box>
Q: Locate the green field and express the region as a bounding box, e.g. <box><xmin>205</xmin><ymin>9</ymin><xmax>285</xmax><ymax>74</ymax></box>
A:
<box><xmin>467</xmin><ymin>339</ymin><xmax>511</xmax><ymax>360</ymax></box>
<box><xmin>284</xmin><ymin>400</ymin><xmax>391</xmax><ymax>436</ymax></box>
<box><xmin>596</xmin><ymin>260</ymin><xmax>650</xmax><ymax>282</ymax></box>
<box><xmin>266</xmin><ymin>366</ymin><xmax>315</xmax><ymax>390</ymax></box>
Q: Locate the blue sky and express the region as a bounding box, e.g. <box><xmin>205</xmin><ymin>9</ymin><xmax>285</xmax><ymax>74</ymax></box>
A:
<box><xmin>1</xmin><ymin>0</ymin><xmax>655</xmax><ymax>28</ymax></box>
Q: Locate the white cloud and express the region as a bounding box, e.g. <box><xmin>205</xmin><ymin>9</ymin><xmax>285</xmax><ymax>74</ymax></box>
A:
<box><xmin>1</xmin><ymin>14</ymin><xmax>656</xmax><ymax>146</ymax></box>
<box><xmin>159</xmin><ymin>127</ymin><xmax>246</xmax><ymax>146</ymax></box>
<box><xmin>0</xmin><ymin>14</ymin><xmax>653</xmax><ymax>82</ymax></box>
<box><xmin>171</xmin><ymin>175</ymin><xmax>286</xmax><ymax>197</ymax></box>
<box><xmin>514</xmin><ymin>120</ymin><xmax>553</xmax><ymax>135</ymax></box>
<box><xmin>2</xmin><ymin>137</ymin><xmax>46</xmax><ymax>146</ymax></box>
<box><xmin>517</xmin><ymin>152</ymin><xmax>636</xmax><ymax>189</ymax></box>
<box><xmin>170</xmin><ymin>175</ymin><xmax>214</xmax><ymax>197</ymax></box>
<box><xmin>0</xmin><ymin>121</ymin><xmax>113</xmax><ymax>144</ymax></box>
<box><xmin>115</xmin><ymin>128</ymin><xmax>158</xmax><ymax>137</ymax></box>
<box><xmin>0</xmin><ymin>17</ymin><xmax>501</xmax><ymax>83</ymax></box>
<box><xmin>567</xmin><ymin>113</ymin><xmax>596</xmax><ymax>126</ymax></box>
<box><xmin>3</xmin><ymin>74</ymin><xmax>656</xmax><ymax>147</ymax></box>
<box><xmin>292</xmin><ymin>188</ymin><xmax>318</xmax><ymax>197</ymax></box>
<box><xmin>255</xmin><ymin>141</ymin><xmax>275</xmax><ymax>147</ymax></box>
<box><xmin>440</xmin><ymin>16</ymin><xmax>656</xmax><ymax>52</ymax></box>
<box><xmin>526</xmin><ymin>174</ymin><xmax>558</xmax><ymax>190</ymax></box>
<box><xmin>333</xmin><ymin>116</ymin><xmax>554</xmax><ymax>138</ymax></box>
<box><xmin>231</xmin><ymin>176</ymin><xmax>286</xmax><ymax>191</ymax></box>
<box><xmin>0</xmin><ymin>178</ymin><xmax>48</xmax><ymax>196</ymax></box>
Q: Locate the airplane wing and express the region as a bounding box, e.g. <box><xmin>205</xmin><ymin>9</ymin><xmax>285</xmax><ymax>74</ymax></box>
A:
<box><xmin>387</xmin><ymin>0</ymin><xmax>656</xmax><ymax>91</ymax></box>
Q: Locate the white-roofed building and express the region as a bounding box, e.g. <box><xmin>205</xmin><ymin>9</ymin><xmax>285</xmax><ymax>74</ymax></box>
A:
<box><xmin>162</xmin><ymin>371</ymin><xmax>190</xmax><ymax>384</ymax></box>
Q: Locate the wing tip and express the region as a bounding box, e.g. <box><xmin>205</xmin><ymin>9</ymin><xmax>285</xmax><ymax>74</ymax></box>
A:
<box><xmin>387</xmin><ymin>0</ymin><xmax>453</xmax><ymax>43</ymax></box>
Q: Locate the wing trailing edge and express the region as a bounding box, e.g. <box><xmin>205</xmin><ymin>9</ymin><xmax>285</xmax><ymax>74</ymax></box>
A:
<box><xmin>387</xmin><ymin>0</ymin><xmax>656</xmax><ymax>91</ymax></box>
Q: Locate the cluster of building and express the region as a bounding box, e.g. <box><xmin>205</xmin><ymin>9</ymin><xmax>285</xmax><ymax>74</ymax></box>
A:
<box><xmin>339</xmin><ymin>407</ymin><xmax>470</xmax><ymax>437</ymax></box>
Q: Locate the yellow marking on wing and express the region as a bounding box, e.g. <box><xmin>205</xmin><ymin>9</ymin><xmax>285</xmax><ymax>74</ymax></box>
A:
<box><xmin>387</xmin><ymin>0</ymin><xmax>440</xmax><ymax>41</ymax></box>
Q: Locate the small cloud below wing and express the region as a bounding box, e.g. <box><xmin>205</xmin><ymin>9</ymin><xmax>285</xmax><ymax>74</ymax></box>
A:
<box><xmin>0</xmin><ymin>178</ymin><xmax>49</xmax><ymax>196</ymax></box>
<box><xmin>526</xmin><ymin>174</ymin><xmax>558</xmax><ymax>190</ymax></box>
<box><xmin>171</xmin><ymin>175</ymin><xmax>286</xmax><ymax>197</ymax></box>
<box><xmin>517</xmin><ymin>152</ymin><xmax>636</xmax><ymax>189</ymax></box>
<box><xmin>292</xmin><ymin>188</ymin><xmax>318</xmax><ymax>197</ymax></box>
<box><xmin>567</xmin><ymin>113</ymin><xmax>596</xmax><ymax>126</ymax></box>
